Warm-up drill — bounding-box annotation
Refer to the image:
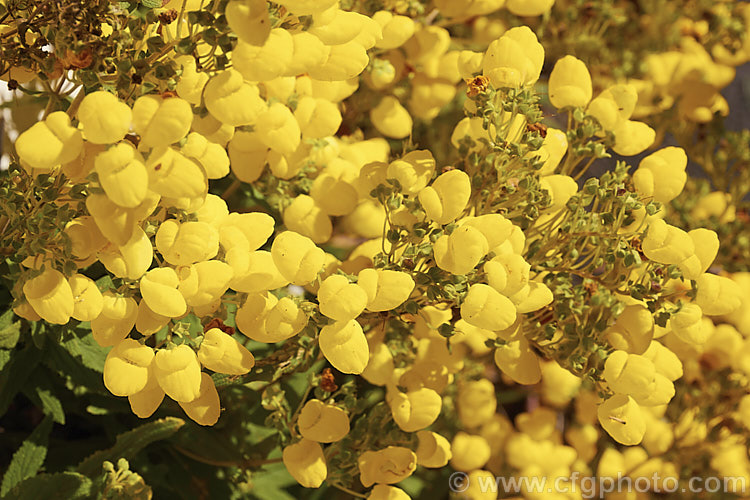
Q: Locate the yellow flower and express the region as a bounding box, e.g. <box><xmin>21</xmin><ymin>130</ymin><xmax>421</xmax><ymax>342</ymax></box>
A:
<box><xmin>386</xmin><ymin>150</ymin><xmax>436</xmax><ymax>195</ymax></box>
<box><xmin>679</xmin><ymin>228</ymin><xmax>719</xmax><ymax>280</ymax></box>
<box><xmin>415</xmin><ymin>431</ymin><xmax>452</xmax><ymax>468</ymax></box>
<box><xmin>198</xmin><ymin>328</ymin><xmax>255</xmax><ymax>375</ymax></box>
<box><xmin>175</xmin><ymin>56</ymin><xmax>209</xmax><ymax>104</ymax></box>
<box><xmin>94</xmin><ymin>142</ymin><xmax>148</xmax><ymax>208</ymax></box>
<box><xmin>294</xmin><ymin>97</ymin><xmax>342</xmax><ymax>140</ymax></box>
<box><xmin>262</xmin><ymin>297</ymin><xmax>309</xmax><ymax>342</ymax></box>
<box><xmin>22</xmin><ymin>268</ymin><xmax>74</xmax><ymax>325</ymax></box>
<box><xmin>178</xmin><ymin>372</ymin><xmax>221</xmax><ymax>426</ymax></box>
<box><xmin>605</xmin><ymin>305</ymin><xmax>654</xmax><ymax>355</ymax></box>
<box><xmin>103</xmin><ymin>339</ymin><xmax>154</xmax><ymax>396</ymax></box>
<box><xmin>285</xmin><ymin>33</ymin><xmax>329</xmax><ymax>77</ymax></box>
<box><xmin>153</xmin><ymin>344</ymin><xmax>202</xmax><ymax>402</ymax></box>
<box><xmin>632</xmin><ymin>147</ymin><xmax>688</xmax><ymax>204</ymax></box>
<box><xmin>450</xmin><ymin>432</ymin><xmax>491</xmax><ymax>472</ymax></box>
<box><xmin>642</xmin><ymin>219</ymin><xmax>695</xmax><ymax>265</ymax></box>
<box><xmin>139</xmin><ymin>267</ymin><xmax>187</xmax><ymax>318</ymax></box>
<box><xmin>669</xmin><ymin>303</ymin><xmax>707</xmax><ymax>344</ymax></box>
<box><xmin>482</xmin><ymin>26</ymin><xmax>544</xmax><ymax>88</ymax></box>
<box><xmin>132</xmin><ymin>95</ymin><xmax>193</xmax><ymax>148</ymax></box>
<box><xmin>233</xmin><ymin>29</ymin><xmax>292</xmax><ymax>82</ymax></box>
<box><xmin>506</xmin><ymin>0</ymin><xmax>555</xmax><ymax>16</ymax></box>
<box><xmin>361</xmin><ymin>343</ymin><xmax>395</xmax><ymax>386</ymax></box>
<box><xmin>370</xmin><ymin>96</ymin><xmax>412</xmax><ymax>139</ymax></box>
<box><xmin>181</xmin><ymin>132</ymin><xmax>230</xmax><ymax>180</ymax></box>
<box><xmin>97</xmin><ymin>227</ymin><xmax>153</xmax><ymax>281</ymax></box>
<box><xmin>146</xmin><ymin>147</ymin><xmax>208</xmax><ymax>202</ymax></box>
<box><xmin>225</xmin><ymin>0</ymin><xmax>270</xmax><ymax>46</ymax></box>
<box><xmin>484</xmin><ymin>253</ymin><xmax>530</xmax><ymax>296</ymax></box>
<box><xmin>418</xmin><ymin>169</ymin><xmax>471</xmax><ymax>225</ymax></box>
<box><xmin>282</xmin><ymin>439</ymin><xmax>327</xmax><ymax>488</ymax></box>
<box><xmin>368</xmin><ymin>485</ymin><xmax>410</xmax><ymax>500</ymax></box>
<box><xmin>298</xmin><ymin>399</ymin><xmax>350</xmax><ymax>443</ymax></box>
<box><xmin>548</xmin><ymin>55</ymin><xmax>592</xmax><ymax>109</ymax></box>
<box><xmin>694</xmin><ymin>273</ymin><xmax>742</xmax><ymax>316</ymax></box>
<box><xmin>319</xmin><ymin>319</ymin><xmax>369</xmax><ymax>374</ymax></box>
<box><xmin>273</xmin><ymin>0</ymin><xmax>336</xmax><ymax>16</ymax></box>
<box><xmin>308</xmin><ymin>41</ymin><xmax>369</xmax><ymax>81</ymax></box>
<box><xmin>128</xmin><ymin>364</ymin><xmax>165</xmax><ymax>418</ymax></box>
<box><xmin>457</xmin><ymin>379</ymin><xmax>497</xmax><ymax>428</ymax></box>
<box><xmin>597</xmin><ymin>394</ymin><xmax>646</xmax><ymax>445</ymax></box>
<box><xmin>135</xmin><ymin>300</ymin><xmax>169</xmax><ymax>336</ymax></box>
<box><xmin>178</xmin><ymin>260</ymin><xmax>234</xmax><ymax>307</ymax></box>
<box><xmin>642</xmin><ymin>341</ymin><xmax>683</xmax><ymax>381</ymax></box>
<box><xmin>91</xmin><ymin>292</ymin><xmax>138</xmax><ymax>347</ymax></box>
<box><xmin>357</xmin><ymin>269</ymin><xmax>415</xmax><ymax>312</ymax></box>
<box><xmin>318</xmin><ymin>275</ymin><xmax>368</xmax><ymax>321</ymax></box>
<box><xmin>156</xmin><ymin>220</ymin><xmax>219</xmax><ymax>266</ymax></box>
<box><xmin>433</xmin><ymin>226</ymin><xmax>489</xmax><ymax>275</ymax></box>
<box><xmin>15</xmin><ymin>111</ymin><xmax>82</xmax><ymax>170</ymax></box>
<box><xmin>461</xmin><ymin>283</ymin><xmax>517</xmax><ymax>331</ymax></box>
<box><xmin>373</xmin><ymin>11</ymin><xmax>415</xmax><ymax>50</ymax></box>
<box><xmin>203</xmin><ymin>69</ymin><xmax>266</xmax><ymax>126</ymax></box>
<box><xmin>603</xmin><ymin>350</ymin><xmax>656</xmax><ymax>396</ymax></box>
<box><xmin>218</xmin><ymin>212</ymin><xmax>275</xmax><ymax>252</ymax></box>
<box><xmin>389</xmin><ymin>388</ymin><xmax>442</xmax><ymax>432</ymax></box>
<box><xmin>77</xmin><ymin>91</ymin><xmax>132</xmax><ymax>144</ymax></box>
<box><xmin>69</xmin><ymin>274</ymin><xmax>103</xmax><ymax>322</ymax></box>
<box><xmin>283</xmin><ymin>195</ymin><xmax>332</xmax><ymax>244</ymax></box>
<box><xmin>494</xmin><ymin>335</ymin><xmax>541</xmax><ymax>384</ymax></box>
<box><xmin>358</xmin><ymin>447</ymin><xmax>417</xmax><ymax>487</ymax></box>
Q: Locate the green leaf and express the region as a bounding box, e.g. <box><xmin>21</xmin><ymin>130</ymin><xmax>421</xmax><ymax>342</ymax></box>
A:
<box><xmin>0</xmin><ymin>310</ymin><xmax>21</xmax><ymax>349</ymax></box>
<box><xmin>7</xmin><ymin>472</ymin><xmax>91</xmax><ymax>500</ymax></box>
<box><xmin>22</xmin><ymin>370</ymin><xmax>66</xmax><ymax>424</ymax></box>
<box><xmin>0</xmin><ymin>415</ymin><xmax>54</xmax><ymax>496</ymax></box>
<box><xmin>76</xmin><ymin>417</ymin><xmax>185</xmax><ymax>476</ymax></box>
<box><xmin>0</xmin><ymin>344</ymin><xmax>42</xmax><ymax>417</ymax></box>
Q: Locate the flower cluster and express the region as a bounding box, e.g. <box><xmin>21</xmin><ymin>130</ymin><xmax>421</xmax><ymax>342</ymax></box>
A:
<box><xmin>2</xmin><ymin>0</ymin><xmax>750</xmax><ymax>498</ymax></box>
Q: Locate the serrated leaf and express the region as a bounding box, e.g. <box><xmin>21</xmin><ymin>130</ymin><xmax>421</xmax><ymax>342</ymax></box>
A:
<box><xmin>0</xmin><ymin>415</ymin><xmax>54</xmax><ymax>496</ymax></box>
<box><xmin>0</xmin><ymin>344</ymin><xmax>42</xmax><ymax>417</ymax></box>
<box><xmin>0</xmin><ymin>310</ymin><xmax>21</xmax><ymax>349</ymax></box>
<box><xmin>22</xmin><ymin>370</ymin><xmax>66</xmax><ymax>424</ymax></box>
<box><xmin>76</xmin><ymin>417</ymin><xmax>185</xmax><ymax>476</ymax></box>
<box><xmin>8</xmin><ymin>472</ymin><xmax>91</xmax><ymax>500</ymax></box>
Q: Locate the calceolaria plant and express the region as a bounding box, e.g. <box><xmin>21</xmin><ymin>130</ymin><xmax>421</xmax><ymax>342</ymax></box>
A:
<box><xmin>1</xmin><ymin>0</ymin><xmax>750</xmax><ymax>498</ymax></box>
